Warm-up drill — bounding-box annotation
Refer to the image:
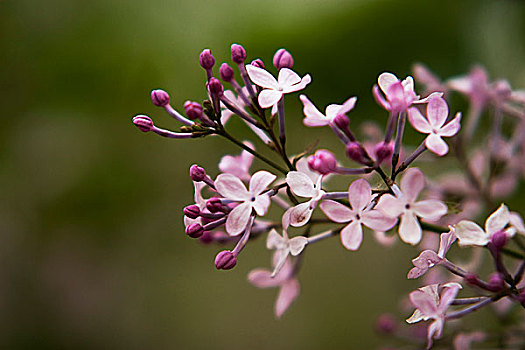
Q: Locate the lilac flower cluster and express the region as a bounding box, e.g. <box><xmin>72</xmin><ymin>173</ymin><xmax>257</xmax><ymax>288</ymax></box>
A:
<box><xmin>132</xmin><ymin>44</ymin><xmax>525</xmax><ymax>349</ymax></box>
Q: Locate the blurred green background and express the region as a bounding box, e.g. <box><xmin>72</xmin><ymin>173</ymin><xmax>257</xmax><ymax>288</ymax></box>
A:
<box><xmin>2</xmin><ymin>0</ymin><xmax>525</xmax><ymax>349</ymax></box>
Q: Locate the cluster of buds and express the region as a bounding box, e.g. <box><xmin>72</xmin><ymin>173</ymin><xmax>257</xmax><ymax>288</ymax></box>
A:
<box><xmin>132</xmin><ymin>43</ymin><xmax>525</xmax><ymax>348</ymax></box>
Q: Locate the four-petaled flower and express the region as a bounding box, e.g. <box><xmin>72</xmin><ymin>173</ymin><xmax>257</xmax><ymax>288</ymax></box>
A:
<box><xmin>454</xmin><ymin>203</ymin><xmax>524</xmax><ymax>246</ymax></box>
<box><xmin>407</xmin><ymin>282</ymin><xmax>462</xmax><ymax>349</ymax></box>
<box><xmin>286</xmin><ymin>158</ymin><xmax>326</xmax><ymax>227</ymax></box>
<box><xmin>246</xmin><ymin>65</ymin><xmax>311</xmax><ymax>108</ymax></box>
<box><xmin>408</xmin><ymin>96</ymin><xmax>461</xmax><ymax>156</ymax></box>
<box><xmin>218</xmin><ymin>141</ymin><xmax>254</xmax><ymax>181</ymax></box>
<box><xmin>299</xmin><ymin>94</ymin><xmax>357</xmax><ymax>127</ymax></box>
<box><xmin>320</xmin><ymin>179</ymin><xmax>397</xmax><ymax>250</ymax></box>
<box><xmin>215</xmin><ymin>170</ymin><xmax>276</xmax><ymax>235</ymax></box>
<box><xmin>376</xmin><ymin>168</ymin><xmax>448</xmax><ymax>245</ymax></box>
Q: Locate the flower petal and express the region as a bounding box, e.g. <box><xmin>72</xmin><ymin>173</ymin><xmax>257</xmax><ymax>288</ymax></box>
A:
<box><xmin>275</xmin><ymin>278</ymin><xmax>300</xmax><ymax>318</ymax></box>
<box><xmin>253</xmin><ymin>194</ymin><xmax>271</xmax><ymax>216</ymax></box>
<box><xmin>376</xmin><ymin>194</ymin><xmax>404</xmax><ymax>218</ymax></box>
<box><xmin>296</xmin><ymin>157</ymin><xmax>320</xmax><ymax>184</ymax></box>
<box><xmin>361</xmin><ymin>210</ymin><xmax>397</xmax><ymax>232</ymax></box>
<box><xmin>245</xmin><ymin>65</ymin><xmax>279</xmax><ymax>90</ymax></box>
<box><xmin>426</xmin><ymin>96</ymin><xmax>448</xmax><ymax>128</ymax></box>
<box><xmin>325</xmin><ymin>97</ymin><xmax>357</xmax><ymax>119</ymax></box>
<box><xmin>282</xmin><ymin>74</ymin><xmax>311</xmax><ymax>94</ymax></box>
<box><xmin>248</xmin><ymin>268</ymin><xmax>281</xmax><ymax>288</ymax></box>
<box><xmin>437</xmin><ymin>227</ymin><xmax>457</xmax><ymax>258</ymax></box>
<box><xmin>249</xmin><ymin>170</ymin><xmax>277</xmax><ymax>195</ymax></box>
<box><xmin>413</xmin><ymin>199</ymin><xmax>448</xmax><ymax>220</ymax></box>
<box><xmin>300</xmin><ymin>95</ymin><xmax>329</xmax><ymax>127</ymax></box>
<box><xmin>425</xmin><ymin>133</ymin><xmax>449</xmax><ymax>156</ymax></box>
<box><xmin>408</xmin><ymin>107</ymin><xmax>432</xmax><ymax>134</ymax></box>
<box><xmin>267</xmin><ymin>228</ymin><xmax>285</xmax><ymax>250</ymax></box>
<box><xmin>289</xmin><ymin>202</ymin><xmax>314</xmax><ymax>227</ymax></box>
<box><xmin>340</xmin><ymin>221</ymin><xmax>363</xmax><ymax>250</ymax></box>
<box><xmin>225</xmin><ymin>202</ymin><xmax>252</xmax><ymax>236</ymax></box>
<box><xmin>399</xmin><ymin>212</ymin><xmax>422</xmax><ymax>245</ymax></box>
<box><xmin>439</xmin><ymin>112</ymin><xmax>461</xmax><ymax>137</ymax></box>
<box><xmin>409</xmin><ymin>289</ymin><xmax>438</xmax><ymax>317</ymax></box>
<box><xmin>408</xmin><ymin>250</ymin><xmax>442</xmax><ymax>279</ymax></box>
<box><xmin>258</xmin><ymin>89</ymin><xmax>283</xmax><ymax>109</ymax></box>
<box><xmin>286</xmin><ymin>171</ymin><xmax>316</xmax><ymax>197</ymax></box>
<box><xmin>348</xmin><ymin>179</ymin><xmax>372</xmax><ymax>211</ymax></box>
<box><xmin>289</xmin><ymin>236</ymin><xmax>308</xmax><ymax>255</ymax></box>
<box><xmin>215</xmin><ymin>173</ymin><xmax>250</xmax><ymax>201</ymax></box>
<box><xmin>400</xmin><ymin>168</ymin><xmax>425</xmax><ymax>202</ymax></box>
<box><xmin>277</xmin><ymin>68</ymin><xmax>301</xmax><ymax>88</ymax></box>
<box><xmin>485</xmin><ymin>203</ymin><xmax>509</xmax><ymax>236</ymax></box>
<box><xmin>454</xmin><ymin>220</ymin><xmax>489</xmax><ymax>246</ymax></box>
<box><xmin>320</xmin><ymin>200</ymin><xmax>353</xmax><ymax>223</ymax></box>
<box><xmin>378</xmin><ymin>72</ymin><xmax>399</xmax><ymax>94</ymax></box>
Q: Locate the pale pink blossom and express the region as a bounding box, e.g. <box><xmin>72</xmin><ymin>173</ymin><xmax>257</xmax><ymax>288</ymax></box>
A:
<box><xmin>407</xmin><ymin>282</ymin><xmax>462</xmax><ymax>349</ymax></box>
<box><xmin>454</xmin><ymin>203</ymin><xmax>523</xmax><ymax>246</ymax></box>
<box><xmin>286</xmin><ymin>158</ymin><xmax>326</xmax><ymax>227</ymax></box>
<box><xmin>215</xmin><ymin>171</ymin><xmax>276</xmax><ymax>235</ymax></box>
<box><xmin>299</xmin><ymin>94</ymin><xmax>357</xmax><ymax>127</ymax></box>
<box><xmin>245</xmin><ymin>65</ymin><xmax>311</xmax><ymax>108</ymax></box>
<box><xmin>320</xmin><ymin>179</ymin><xmax>397</xmax><ymax>250</ymax></box>
<box><xmin>218</xmin><ymin>141</ymin><xmax>254</xmax><ymax>181</ymax></box>
<box><xmin>376</xmin><ymin>168</ymin><xmax>448</xmax><ymax>245</ymax></box>
<box><xmin>408</xmin><ymin>96</ymin><xmax>461</xmax><ymax>156</ymax></box>
<box><xmin>248</xmin><ymin>254</ymin><xmax>300</xmax><ymax>318</ymax></box>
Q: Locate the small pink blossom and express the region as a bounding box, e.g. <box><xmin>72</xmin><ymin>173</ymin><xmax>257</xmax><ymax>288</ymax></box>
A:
<box><xmin>408</xmin><ymin>96</ymin><xmax>461</xmax><ymax>156</ymax></box>
<box><xmin>407</xmin><ymin>282</ymin><xmax>462</xmax><ymax>349</ymax></box>
<box><xmin>299</xmin><ymin>94</ymin><xmax>357</xmax><ymax>127</ymax></box>
<box><xmin>248</xmin><ymin>254</ymin><xmax>300</xmax><ymax>318</ymax></box>
<box><xmin>215</xmin><ymin>171</ymin><xmax>276</xmax><ymax>235</ymax></box>
<box><xmin>245</xmin><ymin>65</ymin><xmax>311</xmax><ymax>108</ymax></box>
<box><xmin>218</xmin><ymin>141</ymin><xmax>254</xmax><ymax>181</ymax></box>
<box><xmin>320</xmin><ymin>179</ymin><xmax>397</xmax><ymax>250</ymax></box>
<box><xmin>376</xmin><ymin>168</ymin><xmax>448</xmax><ymax>245</ymax></box>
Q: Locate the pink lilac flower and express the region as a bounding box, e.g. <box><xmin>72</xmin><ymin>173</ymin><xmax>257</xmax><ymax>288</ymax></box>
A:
<box><xmin>406</xmin><ymin>282</ymin><xmax>462</xmax><ymax>349</ymax></box>
<box><xmin>218</xmin><ymin>141</ymin><xmax>254</xmax><ymax>181</ymax></box>
<box><xmin>412</xmin><ymin>63</ymin><xmax>449</xmax><ymax>96</ymax></box>
<box><xmin>266</xmin><ymin>209</ymin><xmax>308</xmax><ymax>276</ymax></box>
<box><xmin>320</xmin><ymin>179</ymin><xmax>397</xmax><ymax>250</ymax></box>
<box><xmin>299</xmin><ymin>94</ymin><xmax>357</xmax><ymax>127</ymax></box>
<box><xmin>407</xmin><ymin>96</ymin><xmax>461</xmax><ymax>156</ymax></box>
<box><xmin>286</xmin><ymin>158</ymin><xmax>326</xmax><ymax>227</ymax></box>
<box><xmin>376</xmin><ymin>168</ymin><xmax>448</xmax><ymax>245</ymax></box>
<box><xmin>454</xmin><ymin>203</ymin><xmax>524</xmax><ymax>247</ymax></box>
<box><xmin>215</xmin><ymin>171</ymin><xmax>276</xmax><ymax>235</ymax></box>
<box><xmin>408</xmin><ymin>227</ymin><xmax>457</xmax><ymax>279</ymax></box>
<box><xmin>245</xmin><ymin>65</ymin><xmax>311</xmax><ymax>108</ymax></box>
<box><xmin>248</xmin><ymin>254</ymin><xmax>300</xmax><ymax>318</ymax></box>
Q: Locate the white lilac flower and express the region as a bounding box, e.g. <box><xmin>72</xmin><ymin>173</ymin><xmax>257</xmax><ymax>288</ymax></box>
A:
<box><xmin>215</xmin><ymin>170</ymin><xmax>276</xmax><ymax>236</ymax></box>
<box><xmin>245</xmin><ymin>65</ymin><xmax>311</xmax><ymax>108</ymax></box>
<box><xmin>376</xmin><ymin>168</ymin><xmax>448</xmax><ymax>245</ymax></box>
<box><xmin>299</xmin><ymin>94</ymin><xmax>357</xmax><ymax>127</ymax></box>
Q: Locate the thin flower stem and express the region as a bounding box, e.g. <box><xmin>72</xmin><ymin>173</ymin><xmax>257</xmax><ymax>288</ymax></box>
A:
<box><xmin>514</xmin><ymin>260</ymin><xmax>525</xmax><ymax>284</ymax></box>
<box><xmin>392</xmin><ymin>141</ymin><xmax>427</xmax><ymax>180</ymax></box>
<box><xmin>451</xmin><ymin>296</ymin><xmax>489</xmax><ymax>305</ymax></box>
<box><xmin>231</xmin><ymin>215</ymin><xmax>255</xmax><ymax>256</ymax></box>
<box><xmin>384</xmin><ymin>111</ymin><xmax>396</xmax><ymax>143</ymax></box>
<box><xmin>307</xmin><ymin>229</ymin><xmax>339</xmax><ymax>244</ymax></box>
<box><xmin>392</xmin><ymin>111</ymin><xmax>406</xmax><ymax>172</ymax></box>
<box><xmin>445</xmin><ymin>297</ymin><xmax>494</xmax><ymax>320</ymax></box>
<box><xmin>374</xmin><ymin>166</ymin><xmax>394</xmax><ymax>193</ymax></box>
<box><xmin>277</xmin><ymin>98</ymin><xmax>286</xmax><ymax>148</ymax></box>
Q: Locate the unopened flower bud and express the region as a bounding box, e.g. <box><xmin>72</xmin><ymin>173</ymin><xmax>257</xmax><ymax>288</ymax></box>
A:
<box><xmin>183</xmin><ymin>205</ymin><xmax>200</xmax><ymax>219</ymax></box>
<box><xmin>250</xmin><ymin>58</ymin><xmax>265</xmax><ymax>69</ymax></box>
<box><xmin>190</xmin><ymin>165</ymin><xmax>207</xmax><ymax>182</ymax></box>
<box><xmin>219</xmin><ymin>63</ymin><xmax>234</xmax><ymax>82</ymax></box>
<box><xmin>491</xmin><ymin>230</ymin><xmax>508</xmax><ymax>250</ymax></box>
<box><xmin>132</xmin><ymin>115</ymin><xmax>154</xmax><ymax>132</ymax></box>
<box><xmin>151</xmin><ymin>89</ymin><xmax>170</xmax><ymax>107</ymax></box>
<box><xmin>273</xmin><ymin>48</ymin><xmax>294</xmax><ymax>69</ymax></box>
<box><xmin>375</xmin><ymin>313</ymin><xmax>397</xmax><ymax>335</ymax></box>
<box><xmin>231</xmin><ymin>44</ymin><xmax>247</xmax><ymax>64</ymax></box>
<box><xmin>206</xmin><ymin>197</ymin><xmax>223</xmax><ymax>213</ymax></box>
<box><xmin>464</xmin><ymin>272</ymin><xmax>481</xmax><ymax>286</ymax></box>
<box><xmin>307</xmin><ymin>149</ymin><xmax>337</xmax><ymax>175</ymax></box>
<box><xmin>207</xmin><ymin>78</ymin><xmax>224</xmax><ymax>96</ymax></box>
<box><xmin>333</xmin><ymin>114</ymin><xmax>349</xmax><ymax>130</ymax></box>
<box><xmin>215</xmin><ymin>250</ymin><xmax>237</xmax><ymax>270</ymax></box>
<box><xmin>184</xmin><ymin>101</ymin><xmax>203</xmax><ymax>120</ymax></box>
<box><xmin>186</xmin><ymin>223</ymin><xmax>204</xmax><ymax>238</ymax></box>
<box><xmin>346</xmin><ymin>141</ymin><xmax>368</xmax><ymax>164</ymax></box>
<box><xmin>488</xmin><ymin>272</ymin><xmax>505</xmax><ymax>292</ymax></box>
<box><xmin>199</xmin><ymin>49</ymin><xmax>215</xmax><ymax>69</ymax></box>
<box><xmin>375</xmin><ymin>141</ymin><xmax>394</xmax><ymax>164</ymax></box>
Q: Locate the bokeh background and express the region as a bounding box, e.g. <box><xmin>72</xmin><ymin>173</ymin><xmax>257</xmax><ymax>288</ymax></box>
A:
<box><xmin>2</xmin><ymin>0</ymin><xmax>525</xmax><ymax>348</ymax></box>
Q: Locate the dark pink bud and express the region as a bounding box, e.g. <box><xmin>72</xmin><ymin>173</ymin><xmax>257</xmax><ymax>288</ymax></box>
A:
<box><xmin>491</xmin><ymin>230</ymin><xmax>508</xmax><ymax>250</ymax></box>
<box><xmin>186</xmin><ymin>223</ymin><xmax>204</xmax><ymax>238</ymax></box>
<box><xmin>375</xmin><ymin>141</ymin><xmax>394</xmax><ymax>164</ymax></box>
<box><xmin>183</xmin><ymin>205</ymin><xmax>200</xmax><ymax>219</ymax></box>
<box><xmin>346</xmin><ymin>141</ymin><xmax>368</xmax><ymax>164</ymax></box>
<box><xmin>333</xmin><ymin>114</ymin><xmax>349</xmax><ymax>130</ymax></box>
<box><xmin>184</xmin><ymin>101</ymin><xmax>203</xmax><ymax>120</ymax></box>
<box><xmin>190</xmin><ymin>165</ymin><xmax>206</xmax><ymax>182</ymax></box>
<box><xmin>206</xmin><ymin>197</ymin><xmax>223</xmax><ymax>213</ymax></box>
<box><xmin>207</xmin><ymin>77</ymin><xmax>224</xmax><ymax>96</ymax></box>
<box><xmin>250</xmin><ymin>58</ymin><xmax>265</xmax><ymax>69</ymax></box>
<box><xmin>231</xmin><ymin>44</ymin><xmax>247</xmax><ymax>64</ymax></box>
<box><xmin>219</xmin><ymin>63</ymin><xmax>234</xmax><ymax>82</ymax></box>
<box><xmin>132</xmin><ymin>115</ymin><xmax>154</xmax><ymax>132</ymax></box>
<box><xmin>199</xmin><ymin>49</ymin><xmax>215</xmax><ymax>69</ymax></box>
<box><xmin>150</xmin><ymin>89</ymin><xmax>170</xmax><ymax>107</ymax></box>
<box><xmin>307</xmin><ymin>149</ymin><xmax>337</xmax><ymax>175</ymax></box>
<box><xmin>215</xmin><ymin>250</ymin><xmax>237</xmax><ymax>270</ymax></box>
<box><xmin>464</xmin><ymin>273</ymin><xmax>481</xmax><ymax>286</ymax></box>
<box><xmin>375</xmin><ymin>313</ymin><xmax>397</xmax><ymax>335</ymax></box>
<box><xmin>488</xmin><ymin>272</ymin><xmax>505</xmax><ymax>292</ymax></box>
<box><xmin>273</xmin><ymin>48</ymin><xmax>294</xmax><ymax>69</ymax></box>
